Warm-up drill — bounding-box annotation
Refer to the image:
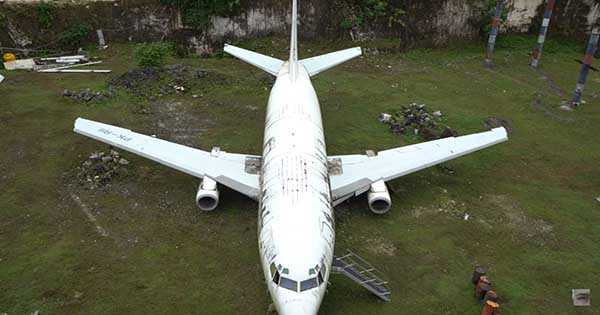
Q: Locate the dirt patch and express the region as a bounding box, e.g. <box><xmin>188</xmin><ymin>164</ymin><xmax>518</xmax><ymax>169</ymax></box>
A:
<box><xmin>364</xmin><ymin>236</ymin><xmax>397</xmax><ymax>257</ymax></box>
<box><xmin>487</xmin><ymin>194</ymin><xmax>555</xmax><ymax>246</ymax></box>
<box><xmin>411</xmin><ymin>190</ymin><xmax>470</xmax><ymax>221</ymax></box>
<box><xmin>150</xmin><ymin>100</ymin><xmax>215</xmax><ymax>147</ymax></box>
<box><xmin>531</xmin><ymin>93</ymin><xmax>575</xmax><ymax>123</ymax></box>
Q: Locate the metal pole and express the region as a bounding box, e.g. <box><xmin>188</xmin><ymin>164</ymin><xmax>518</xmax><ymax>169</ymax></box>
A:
<box><xmin>570</xmin><ymin>27</ymin><xmax>600</xmax><ymax>109</ymax></box>
<box><xmin>530</xmin><ymin>0</ymin><xmax>556</xmax><ymax>68</ymax></box>
<box><xmin>485</xmin><ymin>0</ymin><xmax>505</xmax><ymax>67</ymax></box>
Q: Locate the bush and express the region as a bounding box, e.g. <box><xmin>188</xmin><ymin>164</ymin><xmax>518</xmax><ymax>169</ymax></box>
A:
<box><xmin>37</xmin><ymin>2</ymin><xmax>54</xmax><ymax>29</ymax></box>
<box><xmin>134</xmin><ymin>43</ymin><xmax>174</xmax><ymax>68</ymax></box>
<box><xmin>59</xmin><ymin>24</ymin><xmax>91</xmax><ymax>47</ymax></box>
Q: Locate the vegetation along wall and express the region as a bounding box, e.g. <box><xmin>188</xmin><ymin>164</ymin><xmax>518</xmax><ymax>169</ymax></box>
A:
<box><xmin>0</xmin><ymin>0</ymin><xmax>599</xmax><ymax>55</ymax></box>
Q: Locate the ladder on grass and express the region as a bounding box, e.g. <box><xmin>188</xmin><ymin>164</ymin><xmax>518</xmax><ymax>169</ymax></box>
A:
<box><xmin>333</xmin><ymin>250</ymin><xmax>392</xmax><ymax>302</ymax></box>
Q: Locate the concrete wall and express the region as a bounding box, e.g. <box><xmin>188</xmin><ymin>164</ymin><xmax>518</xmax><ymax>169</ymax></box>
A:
<box><xmin>0</xmin><ymin>0</ymin><xmax>598</xmax><ymax>54</ymax></box>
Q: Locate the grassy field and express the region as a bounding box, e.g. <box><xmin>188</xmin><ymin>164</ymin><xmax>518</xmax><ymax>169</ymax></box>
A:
<box><xmin>1</xmin><ymin>35</ymin><xmax>599</xmax><ymax>314</ymax></box>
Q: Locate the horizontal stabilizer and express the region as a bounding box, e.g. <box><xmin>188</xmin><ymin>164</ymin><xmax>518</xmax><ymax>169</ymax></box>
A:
<box><xmin>224</xmin><ymin>44</ymin><xmax>284</xmax><ymax>76</ymax></box>
<box><xmin>301</xmin><ymin>47</ymin><xmax>362</xmax><ymax>76</ymax></box>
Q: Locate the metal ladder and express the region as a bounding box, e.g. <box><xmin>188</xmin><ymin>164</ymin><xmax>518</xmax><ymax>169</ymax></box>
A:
<box><xmin>332</xmin><ymin>250</ymin><xmax>392</xmax><ymax>302</ymax></box>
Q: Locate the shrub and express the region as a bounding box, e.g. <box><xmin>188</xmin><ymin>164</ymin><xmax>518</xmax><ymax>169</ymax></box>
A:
<box><xmin>59</xmin><ymin>24</ymin><xmax>91</xmax><ymax>47</ymax></box>
<box><xmin>37</xmin><ymin>2</ymin><xmax>54</xmax><ymax>29</ymax></box>
<box><xmin>134</xmin><ymin>42</ymin><xmax>174</xmax><ymax>68</ymax></box>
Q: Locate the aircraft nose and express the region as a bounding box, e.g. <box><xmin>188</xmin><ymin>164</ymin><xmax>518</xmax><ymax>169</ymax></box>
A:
<box><xmin>277</xmin><ymin>299</ymin><xmax>319</xmax><ymax>315</ymax></box>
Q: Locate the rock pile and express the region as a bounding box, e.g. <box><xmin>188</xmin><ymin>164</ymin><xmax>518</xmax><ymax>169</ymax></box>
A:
<box><xmin>77</xmin><ymin>150</ymin><xmax>130</xmax><ymax>189</ymax></box>
<box><xmin>63</xmin><ymin>88</ymin><xmax>114</xmax><ymax>103</ymax></box>
<box><xmin>379</xmin><ymin>103</ymin><xmax>458</xmax><ymax>140</ymax></box>
<box><xmin>109</xmin><ymin>67</ymin><xmax>161</xmax><ymax>96</ymax></box>
<box><xmin>109</xmin><ymin>64</ymin><xmax>230</xmax><ymax>98</ymax></box>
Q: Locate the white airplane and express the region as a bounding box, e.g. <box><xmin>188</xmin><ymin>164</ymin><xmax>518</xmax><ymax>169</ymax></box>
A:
<box><xmin>73</xmin><ymin>0</ymin><xmax>508</xmax><ymax>313</ymax></box>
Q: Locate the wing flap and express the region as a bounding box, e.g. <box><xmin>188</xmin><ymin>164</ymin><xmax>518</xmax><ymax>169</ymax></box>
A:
<box><xmin>330</xmin><ymin>128</ymin><xmax>508</xmax><ymax>200</ymax></box>
<box><xmin>74</xmin><ymin>118</ymin><xmax>260</xmax><ymax>199</ymax></box>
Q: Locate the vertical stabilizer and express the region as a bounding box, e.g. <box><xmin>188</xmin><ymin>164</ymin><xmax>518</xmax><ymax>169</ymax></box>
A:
<box><xmin>289</xmin><ymin>0</ymin><xmax>299</xmax><ymax>80</ymax></box>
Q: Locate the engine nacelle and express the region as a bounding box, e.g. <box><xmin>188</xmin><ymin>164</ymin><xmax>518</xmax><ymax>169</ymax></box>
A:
<box><xmin>196</xmin><ymin>177</ymin><xmax>219</xmax><ymax>211</ymax></box>
<box><xmin>367</xmin><ymin>180</ymin><xmax>392</xmax><ymax>214</ymax></box>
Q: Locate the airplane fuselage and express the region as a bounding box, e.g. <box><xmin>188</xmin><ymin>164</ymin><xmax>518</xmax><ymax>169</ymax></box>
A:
<box><xmin>258</xmin><ymin>62</ymin><xmax>334</xmax><ymax>315</ymax></box>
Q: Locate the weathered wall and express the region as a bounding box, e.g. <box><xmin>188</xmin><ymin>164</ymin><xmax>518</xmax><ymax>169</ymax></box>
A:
<box><xmin>0</xmin><ymin>0</ymin><xmax>599</xmax><ymax>55</ymax></box>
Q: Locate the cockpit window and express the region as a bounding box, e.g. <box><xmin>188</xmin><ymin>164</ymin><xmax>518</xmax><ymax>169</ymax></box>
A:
<box><xmin>300</xmin><ymin>278</ymin><xmax>318</xmax><ymax>292</ymax></box>
<box><xmin>270</xmin><ymin>263</ymin><xmax>280</xmax><ymax>284</ymax></box>
<box><xmin>317</xmin><ymin>271</ymin><xmax>324</xmax><ymax>285</ymax></box>
<box><xmin>279</xmin><ymin>277</ymin><xmax>298</xmax><ymax>292</ymax></box>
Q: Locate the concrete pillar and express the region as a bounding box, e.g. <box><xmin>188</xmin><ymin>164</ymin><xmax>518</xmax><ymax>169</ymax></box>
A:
<box><xmin>530</xmin><ymin>0</ymin><xmax>556</xmax><ymax>68</ymax></box>
<box><xmin>485</xmin><ymin>1</ymin><xmax>505</xmax><ymax>67</ymax></box>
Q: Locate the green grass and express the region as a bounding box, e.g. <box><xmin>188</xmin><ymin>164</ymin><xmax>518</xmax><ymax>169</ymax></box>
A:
<box><xmin>1</xmin><ymin>36</ymin><xmax>599</xmax><ymax>314</ymax></box>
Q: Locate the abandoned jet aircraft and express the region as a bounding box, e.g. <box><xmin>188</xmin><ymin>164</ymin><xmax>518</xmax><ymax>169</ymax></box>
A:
<box><xmin>73</xmin><ymin>0</ymin><xmax>508</xmax><ymax>313</ymax></box>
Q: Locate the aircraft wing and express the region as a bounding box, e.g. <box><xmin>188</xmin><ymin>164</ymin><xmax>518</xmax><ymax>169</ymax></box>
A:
<box><xmin>329</xmin><ymin>128</ymin><xmax>508</xmax><ymax>202</ymax></box>
<box><xmin>74</xmin><ymin>118</ymin><xmax>260</xmax><ymax>199</ymax></box>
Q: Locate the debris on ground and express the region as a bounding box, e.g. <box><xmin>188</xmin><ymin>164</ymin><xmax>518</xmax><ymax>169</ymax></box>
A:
<box><xmin>379</xmin><ymin>103</ymin><xmax>459</xmax><ymax>140</ymax></box>
<box><xmin>63</xmin><ymin>88</ymin><xmax>114</xmax><ymax>103</ymax></box>
<box><xmin>559</xmin><ymin>104</ymin><xmax>575</xmax><ymax>111</ymax></box>
<box><xmin>484</xmin><ymin>117</ymin><xmax>513</xmax><ymax>133</ymax></box>
<box><xmin>76</xmin><ymin>150</ymin><xmax>131</xmax><ymax>189</ymax></box>
<box><xmin>596</xmin><ymin>196</ymin><xmax>600</xmax><ymax>203</ymax></box>
<box><xmin>572</xmin><ymin>289</ymin><xmax>590</xmax><ymax>306</ymax></box>
<box><xmin>109</xmin><ymin>64</ymin><xmax>228</xmax><ymax>98</ymax></box>
<box><xmin>0</xmin><ymin>74</ymin><xmax>4</xmax><ymax>83</ymax></box>
<box><xmin>3</xmin><ymin>58</ymin><xmax>35</xmax><ymax>70</ymax></box>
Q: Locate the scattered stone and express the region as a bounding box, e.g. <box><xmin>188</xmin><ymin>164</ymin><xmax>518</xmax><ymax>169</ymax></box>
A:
<box><xmin>63</xmin><ymin>88</ymin><xmax>112</xmax><ymax>103</ymax></box>
<box><xmin>463</xmin><ymin>213</ymin><xmax>470</xmax><ymax>221</ymax></box>
<box><xmin>379</xmin><ymin>103</ymin><xmax>457</xmax><ymax>140</ymax></box>
<box><xmin>378</xmin><ymin>113</ymin><xmax>392</xmax><ymax>123</ymax></box>
<box><xmin>596</xmin><ymin>196</ymin><xmax>600</xmax><ymax>203</ymax></box>
<box><xmin>484</xmin><ymin>117</ymin><xmax>513</xmax><ymax>133</ymax></box>
<box><xmin>74</xmin><ymin>291</ymin><xmax>83</xmax><ymax>299</ymax></box>
<box><xmin>77</xmin><ymin>149</ymin><xmax>131</xmax><ymax>189</ymax></box>
<box><xmin>192</xmin><ymin>94</ymin><xmax>199</xmax><ymax>99</ymax></box>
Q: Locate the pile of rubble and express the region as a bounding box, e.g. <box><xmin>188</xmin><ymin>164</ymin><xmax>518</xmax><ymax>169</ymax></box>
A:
<box><xmin>77</xmin><ymin>150</ymin><xmax>130</xmax><ymax>189</ymax></box>
<box><xmin>109</xmin><ymin>64</ymin><xmax>230</xmax><ymax>98</ymax></box>
<box><xmin>379</xmin><ymin>103</ymin><xmax>458</xmax><ymax>140</ymax></box>
<box><xmin>109</xmin><ymin>67</ymin><xmax>161</xmax><ymax>96</ymax></box>
<box><xmin>63</xmin><ymin>88</ymin><xmax>114</xmax><ymax>103</ymax></box>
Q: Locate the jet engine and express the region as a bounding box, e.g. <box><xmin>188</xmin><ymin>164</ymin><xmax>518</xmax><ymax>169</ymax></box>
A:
<box><xmin>196</xmin><ymin>177</ymin><xmax>219</xmax><ymax>211</ymax></box>
<box><xmin>367</xmin><ymin>180</ymin><xmax>391</xmax><ymax>214</ymax></box>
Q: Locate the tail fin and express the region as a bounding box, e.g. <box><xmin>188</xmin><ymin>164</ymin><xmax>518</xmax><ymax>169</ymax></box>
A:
<box><xmin>289</xmin><ymin>0</ymin><xmax>299</xmax><ymax>80</ymax></box>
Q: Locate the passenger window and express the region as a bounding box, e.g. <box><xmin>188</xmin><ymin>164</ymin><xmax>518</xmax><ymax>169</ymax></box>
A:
<box><xmin>300</xmin><ymin>278</ymin><xmax>318</xmax><ymax>292</ymax></box>
<box><xmin>279</xmin><ymin>277</ymin><xmax>298</xmax><ymax>292</ymax></box>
